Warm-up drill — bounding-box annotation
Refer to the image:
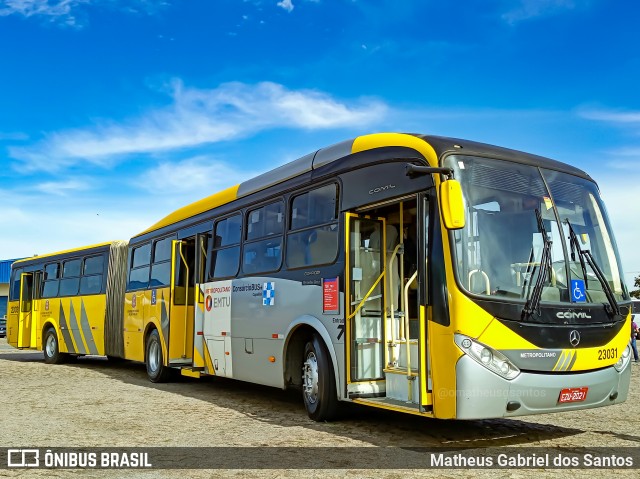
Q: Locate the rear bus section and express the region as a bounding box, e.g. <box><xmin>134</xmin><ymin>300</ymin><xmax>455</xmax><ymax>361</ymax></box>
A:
<box><xmin>6</xmin><ymin>241</ymin><xmax>128</xmax><ymax>363</ymax></box>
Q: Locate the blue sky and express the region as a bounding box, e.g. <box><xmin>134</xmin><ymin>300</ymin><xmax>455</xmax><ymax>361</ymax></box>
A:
<box><xmin>1</xmin><ymin>0</ymin><xmax>640</xmax><ymax>288</ymax></box>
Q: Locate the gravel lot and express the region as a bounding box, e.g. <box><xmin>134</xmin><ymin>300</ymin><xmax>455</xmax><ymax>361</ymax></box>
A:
<box><xmin>1</xmin><ymin>337</ymin><xmax>638</xmax><ymax>478</ymax></box>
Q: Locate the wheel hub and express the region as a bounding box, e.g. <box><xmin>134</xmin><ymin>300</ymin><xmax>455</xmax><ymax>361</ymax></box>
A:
<box><xmin>302</xmin><ymin>352</ymin><xmax>319</xmax><ymax>404</ymax></box>
<box><xmin>149</xmin><ymin>341</ymin><xmax>160</xmax><ymax>372</ymax></box>
<box><xmin>45</xmin><ymin>334</ymin><xmax>56</xmax><ymax>358</ymax></box>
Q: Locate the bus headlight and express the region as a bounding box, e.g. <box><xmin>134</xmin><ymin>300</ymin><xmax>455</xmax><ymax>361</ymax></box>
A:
<box><xmin>614</xmin><ymin>344</ymin><xmax>631</xmax><ymax>372</ymax></box>
<box><xmin>454</xmin><ymin>334</ymin><xmax>520</xmax><ymax>380</ymax></box>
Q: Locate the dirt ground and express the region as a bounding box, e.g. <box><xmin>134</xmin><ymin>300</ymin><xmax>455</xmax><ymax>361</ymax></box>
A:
<box><xmin>0</xmin><ymin>337</ymin><xmax>638</xmax><ymax>479</ymax></box>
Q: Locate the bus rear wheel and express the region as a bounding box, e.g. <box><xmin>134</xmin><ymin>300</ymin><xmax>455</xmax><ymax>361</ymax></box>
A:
<box><xmin>43</xmin><ymin>327</ymin><xmax>67</xmax><ymax>364</ymax></box>
<box><xmin>145</xmin><ymin>329</ymin><xmax>171</xmax><ymax>383</ymax></box>
<box><xmin>302</xmin><ymin>335</ymin><xmax>338</xmax><ymax>421</ymax></box>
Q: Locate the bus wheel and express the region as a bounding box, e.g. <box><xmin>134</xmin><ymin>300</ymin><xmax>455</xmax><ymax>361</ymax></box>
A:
<box><xmin>43</xmin><ymin>327</ymin><xmax>66</xmax><ymax>364</ymax></box>
<box><xmin>302</xmin><ymin>335</ymin><xmax>337</xmax><ymax>421</ymax></box>
<box><xmin>145</xmin><ymin>329</ymin><xmax>171</xmax><ymax>383</ymax></box>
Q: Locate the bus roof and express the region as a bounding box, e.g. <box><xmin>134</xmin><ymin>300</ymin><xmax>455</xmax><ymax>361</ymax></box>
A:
<box><xmin>134</xmin><ymin>132</ymin><xmax>592</xmax><ymax>239</ymax></box>
<box><xmin>12</xmin><ymin>241</ymin><xmax>118</xmax><ymax>268</ymax></box>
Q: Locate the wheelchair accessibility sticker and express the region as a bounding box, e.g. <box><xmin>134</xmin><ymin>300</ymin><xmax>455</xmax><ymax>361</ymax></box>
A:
<box><xmin>571</xmin><ymin>279</ymin><xmax>586</xmax><ymax>303</ymax></box>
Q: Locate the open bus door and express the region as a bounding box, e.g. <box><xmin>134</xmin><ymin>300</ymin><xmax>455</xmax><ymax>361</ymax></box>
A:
<box><xmin>345</xmin><ymin>213</ymin><xmax>386</xmax><ymax>385</ymax></box>
<box><xmin>167</xmin><ymin>239</ymin><xmax>195</xmax><ymax>366</ymax></box>
<box><xmin>17</xmin><ymin>272</ymin><xmax>33</xmax><ymax>348</ymax></box>
<box><xmin>345</xmin><ymin>202</ymin><xmax>425</xmax><ymax>413</ymax></box>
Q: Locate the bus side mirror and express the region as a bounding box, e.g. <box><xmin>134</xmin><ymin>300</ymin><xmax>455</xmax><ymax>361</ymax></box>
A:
<box><xmin>440</xmin><ymin>179</ymin><xmax>465</xmax><ymax>230</ymax></box>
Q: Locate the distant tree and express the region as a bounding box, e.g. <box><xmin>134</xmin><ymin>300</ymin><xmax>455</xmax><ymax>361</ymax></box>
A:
<box><xmin>630</xmin><ymin>275</ymin><xmax>640</xmax><ymax>299</ymax></box>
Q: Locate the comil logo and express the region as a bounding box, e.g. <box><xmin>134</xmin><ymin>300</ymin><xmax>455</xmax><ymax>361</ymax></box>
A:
<box><xmin>368</xmin><ymin>184</ymin><xmax>395</xmax><ymax>195</ymax></box>
<box><xmin>7</xmin><ymin>449</ymin><xmax>40</xmax><ymax>467</ymax></box>
<box><xmin>555</xmin><ymin>311</ymin><xmax>591</xmax><ymax>320</ymax></box>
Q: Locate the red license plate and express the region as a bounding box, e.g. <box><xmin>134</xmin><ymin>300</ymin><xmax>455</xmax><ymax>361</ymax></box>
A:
<box><xmin>558</xmin><ymin>387</ymin><xmax>588</xmax><ymax>403</ymax></box>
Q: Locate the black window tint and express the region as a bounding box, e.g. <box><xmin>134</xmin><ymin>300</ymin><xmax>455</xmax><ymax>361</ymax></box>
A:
<box><xmin>63</xmin><ymin>259</ymin><xmax>81</xmax><ymax>278</ymax></box>
<box><xmin>80</xmin><ymin>276</ymin><xmax>101</xmax><ymax>295</ymax></box>
<box><xmin>286</xmin><ymin>226</ymin><xmax>339</xmax><ymax>269</ymax></box>
<box><xmin>128</xmin><ymin>266</ymin><xmax>150</xmax><ymax>290</ymax></box>
<box><xmin>83</xmin><ymin>256</ymin><xmax>103</xmax><ymax>275</ymax></box>
<box><xmin>132</xmin><ymin>243</ymin><xmax>151</xmax><ymax>268</ymax></box>
<box><xmin>44</xmin><ymin>263</ymin><xmax>59</xmax><ymax>281</ymax></box>
<box><xmin>59</xmin><ymin>277</ymin><xmax>80</xmax><ymax>296</ymax></box>
<box><xmin>247</xmin><ymin>202</ymin><xmax>284</xmax><ymax>240</ymax></box>
<box><xmin>291</xmin><ymin>184</ymin><xmax>338</xmax><ymax>230</ymax></box>
<box><xmin>243</xmin><ymin>238</ymin><xmax>282</xmax><ymax>274</ymax></box>
<box><xmin>210</xmin><ymin>246</ymin><xmax>240</xmax><ymax>278</ymax></box>
<box><xmin>150</xmin><ymin>262</ymin><xmax>171</xmax><ymax>287</ymax></box>
<box><xmin>10</xmin><ymin>269</ymin><xmax>22</xmax><ymax>301</ymax></box>
<box><xmin>42</xmin><ymin>280</ymin><xmax>59</xmax><ymax>298</ymax></box>
<box><xmin>214</xmin><ymin>215</ymin><xmax>242</xmax><ymax>247</ymax></box>
<box><xmin>153</xmin><ymin>238</ymin><xmax>173</xmax><ymax>263</ymax></box>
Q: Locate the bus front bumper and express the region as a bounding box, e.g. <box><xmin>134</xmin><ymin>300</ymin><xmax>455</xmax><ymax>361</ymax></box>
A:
<box><xmin>454</xmin><ymin>354</ymin><xmax>631</xmax><ymax>419</ymax></box>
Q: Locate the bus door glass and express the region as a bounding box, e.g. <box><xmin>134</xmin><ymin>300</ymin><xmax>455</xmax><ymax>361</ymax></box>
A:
<box><xmin>169</xmin><ymin>239</ymin><xmax>195</xmax><ymax>365</ymax></box>
<box><xmin>346</xmin><ymin>214</ymin><xmax>385</xmax><ymax>382</ymax></box>
<box><xmin>192</xmin><ymin>232</ymin><xmax>210</xmax><ymax>369</ymax></box>
<box><xmin>18</xmin><ymin>272</ymin><xmax>33</xmax><ymax>348</ymax></box>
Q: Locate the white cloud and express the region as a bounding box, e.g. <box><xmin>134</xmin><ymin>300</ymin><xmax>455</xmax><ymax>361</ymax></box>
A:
<box><xmin>0</xmin><ymin>0</ymin><xmax>88</xmax><ymax>25</ymax></box>
<box><xmin>578</xmin><ymin>108</ymin><xmax>640</xmax><ymax>124</ymax></box>
<box><xmin>10</xmin><ymin>81</ymin><xmax>387</xmax><ymax>173</ymax></box>
<box><xmin>137</xmin><ymin>156</ymin><xmax>258</xmax><ymax>195</ymax></box>
<box><xmin>34</xmin><ymin>179</ymin><xmax>90</xmax><ymax>196</ymax></box>
<box><xmin>276</xmin><ymin>0</ymin><xmax>293</xmax><ymax>13</ymax></box>
<box><xmin>0</xmin><ymin>0</ymin><xmax>168</xmax><ymax>26</ymax></box>
<box><xmin>502</xmin><ymin>0</ymin><xmax>578</xmax><ymax>24</ymax></box>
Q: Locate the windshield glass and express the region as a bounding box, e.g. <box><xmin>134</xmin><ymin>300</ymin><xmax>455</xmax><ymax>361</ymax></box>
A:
<box><xmin>445</xmin><ymin>155</ymin><xmax>628</xmax><ymax>305</ymax></box>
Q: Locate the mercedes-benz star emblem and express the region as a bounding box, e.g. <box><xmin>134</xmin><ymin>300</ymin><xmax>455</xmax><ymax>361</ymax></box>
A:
<box><xmin>569</xmin><ymin>330</ymin><xmax>581</xmax><ymax>347</ymax></box>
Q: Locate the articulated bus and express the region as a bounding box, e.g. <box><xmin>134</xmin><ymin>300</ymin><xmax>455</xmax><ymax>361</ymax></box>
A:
<box><xmin>7</xmin><ymin>241</ymin><xmax>128</xmax><ymax>362</ymax></box>
<box><xmin>8</xmin><ymin>133</ymin><xmax>633</xmax><ymax>420</ymax></box>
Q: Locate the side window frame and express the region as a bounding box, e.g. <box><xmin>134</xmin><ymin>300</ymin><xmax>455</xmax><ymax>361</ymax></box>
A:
<box><xmin>59</xmin><ymin>258</ymin><xmax>82</xmax><ymax>297</ymax></box>
<box><xmin>79</xmin><ymin>254</ymin><xmax>105</xmax><ymax>296</ymax></box>
<box><xmin>209</xmin><ymin>214</ymin><xmax>242</xmax><ymax>280</ymax></box>
<box><xmin>42</xmin><ymin>262</ymin><xmax>61</xmax><ymax>299</ymax></box>
<box><xmin>286</xmin><ymin>183</ymin><xmax>340</xmax><ymax>270</ymax></box>
<box><xmin>150</xmin><ymin>236</ymin><xmax>173</xmax><ymax>288</ymax></box>
<box><xmin>127</xmin><ymin>242</ymin><xmax>151</xmax><ymax>291</ymax></box>
<box><xmin>242</xmin><ymin>200</ymin><xmax>284</xmax><ymax>275</ymax></box>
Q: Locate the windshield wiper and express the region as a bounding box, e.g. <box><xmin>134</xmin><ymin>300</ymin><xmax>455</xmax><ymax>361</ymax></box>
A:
<box><xmin>522</xmin><ymin>209</ymin><xmax>552</xmax><ymax>319</ymax></box>
<box><xmin>565</xmin><ymin>219</ymin><xmax>621</xmax><ymax>317</ymax></box>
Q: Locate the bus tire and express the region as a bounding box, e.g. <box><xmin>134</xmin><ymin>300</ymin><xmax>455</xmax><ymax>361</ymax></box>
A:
<box><xmin>302</xmin><ymin>334</ymin><xmax>338</xmax><ymax>421</ymax></box>
<box><xmin>145</xmin><ymin>329</ymin><xmax>171</xmax><ymax>383</ymax></box>
<box><xmin>43</xmin><ymin>327</ymin><xmax>66</xmax><ymax>364</ymax></box>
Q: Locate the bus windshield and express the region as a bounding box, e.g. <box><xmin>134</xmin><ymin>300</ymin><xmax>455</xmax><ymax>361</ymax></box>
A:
<box><xmin>445</xmin><ymin>155</ymin><xmax>628</xmax><ymax>308</ymax></box>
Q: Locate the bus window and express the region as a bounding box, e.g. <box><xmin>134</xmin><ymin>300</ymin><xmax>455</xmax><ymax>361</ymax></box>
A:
<box><xmin>150</xmin><ymin>237</ymin><xmax>172</xmax><ymax>287</ymax></box>
<box><xmin>10</xmin><ymin>268</ymin><xmax>22</xmax><ymax>301</ymax></box>
<box><xmin>80</xmin><ymin>256</ymin><xmax>104</xmax><ymax>295</ymax></box>
<box><xmin>42</xmin><ymin>263</ymin><xmax>60</xmax><ymax>298</ymax></box>
<box><xmin>210</xmin><ymin>215</ymin><xmax>241</xmax><ymax>279</ymax></box>
<box><xmin>243</xmin><ymin>202</ymin><xmax>283</xmax><ymax>274</ymax></box>
<box><xmin>59</xmin><ymin>259</ymin><xmax>81</xmax><ymax>296</ymax></box>
<box><xmin>128</xmin><ymin>243</ymin><xmax>151</xmax><ymax>290</ymax></box>
<box><xmin>286</xmin><ymin>184</ymin><xmax>339</xmax><ymax>269</ymax></box>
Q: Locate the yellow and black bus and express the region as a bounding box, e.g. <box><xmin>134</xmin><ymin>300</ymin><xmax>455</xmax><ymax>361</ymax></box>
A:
<box><xmin>8</xmin><ymin>133</ymin><xmax>633</xmax><ymax>421</ymax></box>
<box><xmin>7</xmin><ymin>241</ymin><xmax>127</xmax><ymax>363</ymax></box>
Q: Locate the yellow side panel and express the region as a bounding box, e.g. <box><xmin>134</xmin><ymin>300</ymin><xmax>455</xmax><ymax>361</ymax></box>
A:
<box><xmin>6</xmin><ymin>300</ymin><xmax>19</xmax><ymax>347</ymax></box>
<box><xmin>144</xmin><ymin>288</ymin><xmax>171</xmax><ymax>365</ymax></box>
<box><xmin>123</xmin><ymin>291</ymin><xmax>145</xmax><ymax>362</ymax></box>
